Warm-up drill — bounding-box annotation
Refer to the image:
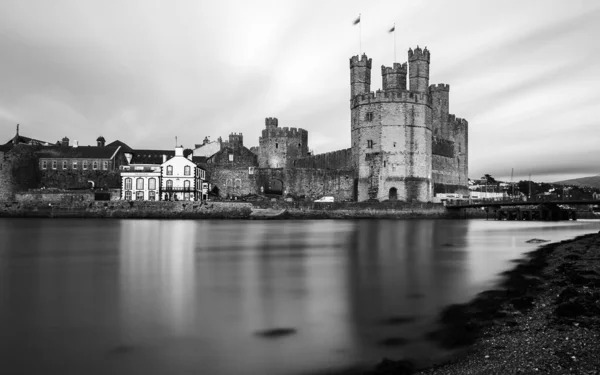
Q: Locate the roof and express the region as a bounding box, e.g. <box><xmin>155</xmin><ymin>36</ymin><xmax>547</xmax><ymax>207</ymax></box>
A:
<box><xmin>106</xmin><ymin>140</ymin><xmax>133</xmax><ymax>152</ymax></box>
<box><xmin>131</xmin><ymin>149</ymin><xmax>175</xmax><ymax>164</ymax></box>
<box><xmin>36</xmin><ymin>145</ymin><xmax>121</xmax><ymax>159</ymax></box>
<box><xmin>4</xmin><ymin>135</ymin><xmax>52</xmax><ymax>146</ymax></box>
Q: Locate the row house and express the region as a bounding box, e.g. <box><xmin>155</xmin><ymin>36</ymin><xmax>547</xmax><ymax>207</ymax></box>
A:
<box><xmin>120</xmin><ymin>146</ymin><xmax>207</xmax><ymax>201</ymax></box>
<box><xmin>37</xmin><ymin>136</ymin><xmax>125</xmax><ymax>172</ymax></box>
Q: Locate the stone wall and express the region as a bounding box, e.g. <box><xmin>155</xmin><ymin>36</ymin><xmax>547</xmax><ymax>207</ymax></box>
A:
<box><xmin>40</xmin><ymin>169</ymin><xmax>121</xmax><ymax>190</ymax></box>
<box><xmin>15</xmin><ymin>190</ymin><xmax>95</xmax><ymax>204</ymax></box>
<box><xmin>293</xmin><ymin>148</ymin><xmax>352</xmax><ymax>170</ymax></box>
<box><xmin>0</xmin><ymin>145</ymin><xmax>40</xmax><ymax>201</ymax></box>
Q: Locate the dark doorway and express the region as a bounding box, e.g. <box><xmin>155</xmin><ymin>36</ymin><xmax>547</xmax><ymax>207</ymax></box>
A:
<box><xmin>389</xmin><ymin>187</ymin><xmax>398</xmax><ymax>201</ymax></box>
<box><xmin>265</xmin><ymin>179</ymin><xmax>283</xmax><ymax>195</ymax></box>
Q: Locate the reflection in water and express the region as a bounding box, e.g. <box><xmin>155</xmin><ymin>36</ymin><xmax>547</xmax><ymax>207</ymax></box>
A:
<box><xmin>0</xmin><ymin>218</ymin><xmax>599</xmax><ymax>374</ymax></box>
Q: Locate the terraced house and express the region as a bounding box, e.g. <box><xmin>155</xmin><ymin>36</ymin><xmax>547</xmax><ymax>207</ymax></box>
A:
<box><xmin>120</xmin><ymin>146</ymin><xmax>207</xmax><ymax>201</ymax></box>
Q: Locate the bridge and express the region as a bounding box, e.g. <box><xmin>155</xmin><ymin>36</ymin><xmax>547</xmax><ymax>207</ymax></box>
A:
<box><xmin>445</xmin><ymin>199</ymin><xmax>600</xmax><ymax>221</ymax></box>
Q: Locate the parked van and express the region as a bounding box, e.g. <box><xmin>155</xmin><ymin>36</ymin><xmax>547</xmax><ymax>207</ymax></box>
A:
<box><xmin>315</xmin><ymin>196</ymin><xmax>335</xmax><ymax>203</ymax></box>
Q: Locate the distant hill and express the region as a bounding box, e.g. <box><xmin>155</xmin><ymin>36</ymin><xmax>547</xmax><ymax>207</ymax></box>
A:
<box><xmin>554</xmin><ymin>175</ymin><xmax>600</xmax><ymax>189</ymax></box>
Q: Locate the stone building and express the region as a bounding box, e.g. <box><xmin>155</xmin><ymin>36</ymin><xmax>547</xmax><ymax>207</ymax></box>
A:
<box><xmin>257</xmin><ymin>117</ymin><xmax>308</xmax><ymax>168</ymax></box>
<box><xmin>348</xmin><ymin>46</ymin><xmax>468</xmax><ymax>201</ymax></box>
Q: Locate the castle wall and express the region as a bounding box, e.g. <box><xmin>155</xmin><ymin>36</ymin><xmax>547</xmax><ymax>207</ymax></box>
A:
<box><xmin>207</xmin><ymin>166</ymin><xmax>354</xmax><ymax>201</ymax></box>
<box><xmin>293</xmin><ymin>148</ymin><xmax>352</xmax><ymax>169</ymax></box>
<box><xmin>0</xmin><ymin>146</ymin><xmax>40</xmax><ymax>201</ymax></box>
<box><xmin>431</xmin><ymin>114</ymin><xmax>468</xmax><ymax>195</ymax></box>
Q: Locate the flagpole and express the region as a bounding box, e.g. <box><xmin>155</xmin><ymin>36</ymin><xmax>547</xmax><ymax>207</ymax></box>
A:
<box><xmin>359</xmin><ymin>13</ymin><xmax>362</xmax><ymax>55</ymax></box>
<box><xmin>393</xmin><ymin>22</ymin><xmax>396</xmax><ymax>62</ymax></box>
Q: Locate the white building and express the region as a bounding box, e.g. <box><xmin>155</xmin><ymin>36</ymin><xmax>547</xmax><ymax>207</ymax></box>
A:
<box><xmin>120</xmin><ymin>146</ymin><xmax>206</xmax><ymax>201</ymax></box>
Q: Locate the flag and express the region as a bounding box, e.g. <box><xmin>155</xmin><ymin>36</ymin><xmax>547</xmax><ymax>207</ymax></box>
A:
<box><xmin>388</xmin><ymin>25</ymin><xmax>395</xmax><ymax>33</ymax></box>
<box><xmin>353</xmin><ymin>15</ymin><xmax>360</xmax><ymax>25</ymax></box>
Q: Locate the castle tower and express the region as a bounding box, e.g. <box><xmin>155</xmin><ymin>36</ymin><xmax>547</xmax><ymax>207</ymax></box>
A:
<box><xmin>408</xmin><ymin>46</ymin><xmax>430</xmax><ymax>93</ymax></box>
<box><xmin>350</xmin><ymin>54</ymin><xmax>372</xmax><ymax>99</ymax></box>
<box><xmin>351</xmin><ymin>53</ymin><xmax>433</xmax><ymax>203</ymax></box>
<box><xmin>429</xmin><ymin>84</ymin><xmax>450</xmax><ymax>138</ymax></box>
<box><xmin>229</xmin><ymin>132</ymin><xmax>243</xmax><ymax>148</ymax></box>
<box><xmin>381</xmin><ymin>63</ymin><xmax>407</xmax><ymax>93</ymax></box>
<box><xmin>258</xmin><ymin>117</ymin><xmax>308</xmax><ymax>168</ymax></box>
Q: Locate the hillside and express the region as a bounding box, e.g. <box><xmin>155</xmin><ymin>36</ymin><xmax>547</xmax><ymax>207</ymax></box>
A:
<box><xmin>553</xmin><ymin>175</ymin><xmax>600</xmax><ymax>189</ymax></box>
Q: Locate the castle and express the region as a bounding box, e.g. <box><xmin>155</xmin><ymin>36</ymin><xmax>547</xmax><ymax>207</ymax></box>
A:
<box><xmin>1</xmin><ymin>46</ymin><xmax>468</xmax><ymax>203</ymax></box>
<box><xmin>349</xmin><ymin>46</ymin><xmax>468</xmax><ymax>201</ymax></box>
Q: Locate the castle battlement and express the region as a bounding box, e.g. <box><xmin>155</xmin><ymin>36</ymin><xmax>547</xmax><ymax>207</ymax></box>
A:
<box><xmin>408</xmin><ymin>46</ymin><xmax>430</xmax><ymax>62</ymax></box>
<box><xmin>381</xmin><ymin>63</ymin><xmax>407</xmax><ymax>75</ymax></box>
<box><xmin>429</xmin><ymin>83</ymin><xmax>450</xmax><ymax>92</ymax></box>
<box><xmin>351</xmin><ymin>89</ymin><xmax>430</xmax><ymax>108</ymax></box>
<box><xmin>448</xmin><ymin>114</ymin><xmax>468</xmax><ymax>127</ymax></box>
<box><xmin>265</xmin><ymin>117</ymin><xmax>278</xmax><ymax>128</ymax></box>
<box><xmin>260</xmin><ymin>127</ymin><xmax>308</xmax><ymax>139</ymax></box>
<box><xmin>350</xmin><ymin>54</ymin><xmax>372</xmax><ymax>69</ymax></box>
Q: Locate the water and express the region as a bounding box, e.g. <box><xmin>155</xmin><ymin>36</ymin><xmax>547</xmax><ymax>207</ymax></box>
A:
<box><xmin>1</xmin><ymin>218</ymin><xmax>598</xmax><ymax>374</ymax></box>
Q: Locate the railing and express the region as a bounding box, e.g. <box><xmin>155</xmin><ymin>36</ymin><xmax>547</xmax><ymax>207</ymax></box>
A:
<box><xmin>163</xmin><ymin>187</ymin><xmax>197</xmax><ymax>192</ymax></box>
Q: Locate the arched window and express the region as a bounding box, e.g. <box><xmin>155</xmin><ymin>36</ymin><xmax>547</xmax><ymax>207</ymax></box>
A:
<box><xmin>184</xmin><ymin>166</ymin><xmax>191</xmax><ymax>176</ymax></box>
<box><xmin>136</xmin><ymin>178</ymin><xmax>144</xmax><ymax>190</ymax></box>
<box><xmin>92</xmin><ymin>161</ymin><xmax>98</xmax><ymax>170</ymax></box>
<box><xmin>166</xmin><ymin>180</ymin><xmax>173</xmax><ymax>189</ymax></box>
<box><xmin>148</xmin><ymin>178</ymin><xmax>156</xmax><ymax>190</ymax></box>
<box><xmin>166</xmin><ymin>165</ymin><xmax>173</xmax><ymax>176</ymax></box>
<box><xmin>125</xmin><ymin>178</ymin><xmax>132</xmax><ymax>190</ymax></box>
<box><xmin>184</xmin><ymin>180</ymin><xmax>190</xmax><ymax>189</ymax></box>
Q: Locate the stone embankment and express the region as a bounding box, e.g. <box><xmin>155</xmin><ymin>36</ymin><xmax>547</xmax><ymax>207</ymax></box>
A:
<box><xmin>0</xmin><ymin>199</ymin><xmax>463</xmax><ymax>219</ymax></box>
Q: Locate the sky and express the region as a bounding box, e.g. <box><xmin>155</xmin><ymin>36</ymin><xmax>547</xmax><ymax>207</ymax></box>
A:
<box><xmin>1</xmin><ymin>0</ymin><xmax>599</xmax><ymax>182</ymax></box>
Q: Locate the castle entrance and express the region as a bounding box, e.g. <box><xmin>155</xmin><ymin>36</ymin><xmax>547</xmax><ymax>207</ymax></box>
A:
<box><xmin>389</xmin><ymin>187</ymin><xmax>398</xmax><ymax>201</ymax></box>
<box><xmin>265</xmin><ymin>179</ymin><xmax>283</xmax><ymax>195</ymax></box>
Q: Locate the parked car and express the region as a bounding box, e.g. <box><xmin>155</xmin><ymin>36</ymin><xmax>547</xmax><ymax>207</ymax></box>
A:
<box><xmin>315</xmin><ymin>196</ymin><xmax>335</xmax><ymax>203</ymax></box>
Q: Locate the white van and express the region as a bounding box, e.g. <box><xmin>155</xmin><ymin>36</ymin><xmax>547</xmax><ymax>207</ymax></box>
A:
<box><xmin>315</xmin><ymin>196</ymin><xmax>335</xmax><ymax>202</ymax></box>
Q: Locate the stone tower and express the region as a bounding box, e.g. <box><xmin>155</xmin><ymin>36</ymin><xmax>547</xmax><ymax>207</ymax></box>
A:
<box><xmin>351</xmin><ymin>47</ymin><xmax>434</xmax><ymax>202</ymax></box>
<box><xmin>258</xmin><ymin>117</ymin><xmax>308</xmax><ymax>168</ymax></box>
<box><xmin>408</xmin><ymin>46</ymin><xmax>430</xmax><ymax>93</ymax></box>
<box><xmin>350</xmin><ymin>54</ymin><xmax>372</xmax><ymax>99</ymax></box>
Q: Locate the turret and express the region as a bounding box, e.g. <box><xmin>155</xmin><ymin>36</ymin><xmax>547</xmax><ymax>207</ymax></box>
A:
<box><xmin>408</xmin><ymin>46</ymin><xmax>430</xmax><ymax>93</ymax></box>
<box><xmin>381</xmin><ymin>63</ymin><xmax>407</xmax><ymax>93</ymax></box>
<box><xmin>229</xmin><ymin>132</ymin><xmax>243</xmax><ymax>148</ymax></box>
<box><xmin>265</xmin><ymin>117</ymin><xmax>278</xmax><ymax>129</ymax></box>
<box><xmin>350</xmin><ymin>54</ymin><xmax>372</xmax><ymax>99</ymax></box>
<box><xmin>429</xmin><ymin>83</ymin><xmax>450</xmax><ymax>137</ymax></box>
<box><xmin>61</xmin><ymin>136</ymin><xmax>69</xmax><ymax>147</ymax></box>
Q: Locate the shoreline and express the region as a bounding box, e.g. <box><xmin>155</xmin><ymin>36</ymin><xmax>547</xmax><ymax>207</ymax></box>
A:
<box><xmin>338</xmin><ymin>231</ymin><xmax>600</xmax><ymax>375</ymax></box>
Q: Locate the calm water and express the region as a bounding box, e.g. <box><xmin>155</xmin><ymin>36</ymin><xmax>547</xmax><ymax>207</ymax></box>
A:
<box><xmin>1</xmin><ymin>218</ymin><xmax>599</xmax><ymax>374</ymax></box>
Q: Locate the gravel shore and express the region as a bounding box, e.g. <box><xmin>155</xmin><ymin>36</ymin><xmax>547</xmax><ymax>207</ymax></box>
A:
<box><xmin>360</xmin><ymin>231</ymin><xmax>600</xmax><ymax>375</ymax></box>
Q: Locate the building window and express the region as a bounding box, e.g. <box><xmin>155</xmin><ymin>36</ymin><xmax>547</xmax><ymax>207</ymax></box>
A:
<box><xmin>136</xmin><ymin>178</ymin><xmax>144</xmax><ymax>190</ymax></box>
<box><xmin>83</xmin><ymin>161</ymin><xmax>88</xmax><ymax>170</ymax></box>
<box><xmin>200</xmin><ymin>169</ymin><xmax>205</xmax><ymax>179</ymax></box>
<box><xmin>166</xmin><ymin>180</ymin><xmax>173</xmax><ymax>189</ymax></box>
<box><xmin>275</xmin><ymin>143</ymin><xmax>278</xmax><ymax>149</ymax></box>
<box><xmin>298</xmin><ymin>143</ymin><xmax>301</xmax><ymax>148</ymax></box>
<box><xmin>41</xmin><ymin>160</ymin><xmax>47</xmax><ymax>169</ymax></box>
<box><xmin>393</xmin><ymin>142</ymin><xmax>397</xmax><ymax>148</ymax></box>
<box><xmin>62</xmin><ymin>161</ymin><xmax>67</xmax><ymax>169</ymax></box>
<box><xmin>184</xmin><ymin>192</ymin><xmax>190</xmax><ymax>201</ymax></box>
<box><xmin>365</xmin><ymin>112</ymin><xmax>374</xmax><ymax>122</ymax></box>
<box><xmin>93</xmin><ymin>161</ymin><xmax>98</xmax><ymax>170</ymax></box>
<box><xmin>136</xmin><ymin>191</ymin><xmax>144</xmax><ymax>200</ymax></box>
<box><xmin>52</xmin><ymin>160</ymin><xmax>57</xmax><ymax>169</ymax></box>
<box><xmin>149</xmin><ymin>191</ymin><xmax>156</xmax><ymax>201</ymax></box>
<box><xmin>124</xmin><ymin>178</ymin><xmax>132</xmax><ymax>190</ymax></box>
<box><xmin>166</xmin><ymin>165</ymin><xmax>173</xmax><ymax>175</ymax></box>
<box><xmin>148</xmin><ymin>178</ymin><xmax>156</xmax><ymax>190</ymax></box>
<box><xmin>235</xmin><ymin>179</ymin><xmax>241</xmax><ymax>189</ymax></box>
<box><xmin>248</xmin><ymin>167</ymin><xmax>255</xmax><ymax>175</ymax></box>
<box><xmin>367</xmin><ymin>140</ymin><xmax>373</xmax><ymax>148</ymax></box>
<box><xmin>124</xmin><ymin>190</ymin><xmax>132</xmax><ymax>200</ymax></box>
<box><xmin>184</xmin><ymin>180</ymin><xmax>190</xmax><ymax>190</ymax></box>
<box><xmin>184</xmin><ymin>166</ymin><xmax>191</xmax><ymax>175</ymax></box>
<box><xmin>73</xmin><ymin>161</ymin><xmax>78</xmax><ymax>169</ymax></box>
<box><xmin>229</xmin><ymin>154</ymin><xmax>234</xmax><ymax>162</ymax></box>
<box><xmin>103</xmin><ymin>161</ymin><xmax>108</xmax><ymax>170</ymax></box>
<box><xmin>383</xmin><ymin>161</ymin><xmax>387</xmax><ymax>167</ymax></box>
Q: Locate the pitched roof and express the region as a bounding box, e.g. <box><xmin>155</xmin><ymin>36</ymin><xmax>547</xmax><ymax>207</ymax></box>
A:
<box><xmin>4</xmin><ymin>135</ymin><xmax>52</xmax><ymax>146</ymax></box>
<box><xmin>106</xmin><ymin>140</ymin><xmax>133</xmax><ymax>152</ymax></box>
<box><xmin>36</xmin><ymin>145</ymin><xmax>121</xmax><ymax>159</ymax></box>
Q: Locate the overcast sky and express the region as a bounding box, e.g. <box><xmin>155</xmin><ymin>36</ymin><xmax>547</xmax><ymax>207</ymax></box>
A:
<box><xmin>1</xmin><ymin>0</ymin><xmax>598</xmax><ymax>182</ymax></box>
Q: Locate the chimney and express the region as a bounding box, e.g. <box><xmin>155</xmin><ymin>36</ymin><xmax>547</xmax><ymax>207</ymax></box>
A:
<box><xmin>175</xmin><ymin>146</ymin><xmax>184</xmax><ymax>157</ymax></box>
<box><xmin>73</xmin><ymin>140</ymin><xmax>79</xmax><ymax>148</ymax></box>
<box><xmin>162</xmin><ymin>154</ymin><xmax>167</xmax><ymax>163</ymax></box>
<box><xmin>97</xmin><ymin>136</ymin><xmax>106</xmax><ymax>147</ymax></box>
<box><xmin>61</xmin><ymin>137</ymin><xmax>69</xmax><ymax>147</ymax></box>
